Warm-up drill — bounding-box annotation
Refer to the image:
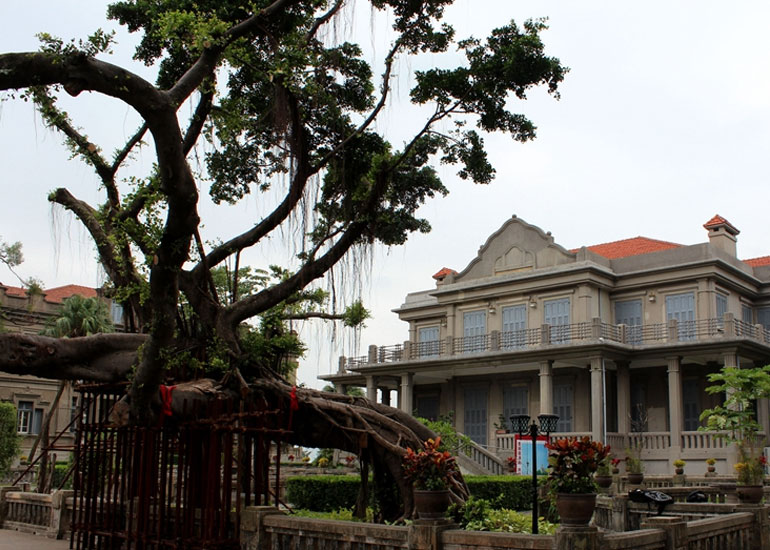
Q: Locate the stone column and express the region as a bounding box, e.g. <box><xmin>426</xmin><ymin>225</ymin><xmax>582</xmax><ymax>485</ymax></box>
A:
<box><xmin>667</xmin><ymin>356</ymin><xmax>683</xmax><ymax>457</ymax></box>
<box><xmin>590</xmin><ymin>357</ymin><xmax>604</xmax><ymax>442</ymax></box>
<box><xmin>736</xmin><ymin>503</ymin><xmax>770</xmax><ymax>550</ymax></box>
<box><xmin>616</xmin><ymin>361</ymin><xmax>631</xmax><ymax>435</ymax></box>
<box><xmin>365</xmin><ymin>376</ymin><xmax>377</xmax><ymax>402</ymax></box>
<box><xmin>539</xmin><ymin>360</ymin><xmax>554</xmax><ymax>415</ymax></box>
<box><xmin>640</xmin><ymin>516</ymin><xmax>688</xmax><ymax>550</ymax></box>
<box><xmin>240</xmin><ymin>506</ymin><xmax>284</xmax><ymax>550</ymax></box>
<box><xmin>407</xmin><ymin>519</ymin><xmax>456</xmax><ymax>550</ymax></box>
<box><xmin>723</xmin><ymin>351</ymin><xmax>738</xmax><ymax>368</ymax></box>
<box><xmin>555</xmin><ymin>526</ymin><xmax>601</xmax><ymax>550</ymax></box>
<box><xmin>400</xmin><ymin>372</ymin><xmax>414</xmax><ymax>414</ymax></box>
<box><xmin>380</xmin><ymin>386</ymin><xmax>391</xmax><ymax>406</ymax></box>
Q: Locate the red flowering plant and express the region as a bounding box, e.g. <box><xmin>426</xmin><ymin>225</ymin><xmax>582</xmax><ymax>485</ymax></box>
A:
<box><xmin>546</xmin><ymin>437</ymin><xmax>611</xmax><ymax>494</ymax></box>
<box><xmin>402</xmin><ymin>437</ymin><xmax>460</xmax><ymax>491</ymax></box>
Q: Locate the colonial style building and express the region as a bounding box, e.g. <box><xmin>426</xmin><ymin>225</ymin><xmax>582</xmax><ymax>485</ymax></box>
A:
<box><xmin>321</xmin><ymin>215</ymin><xmax>770</xmax><ymax>474</ymax></box>
<box><xmin>0</xmin><ymin>283</ymin><xmax>123</xmax><ymax>465</ymax></box>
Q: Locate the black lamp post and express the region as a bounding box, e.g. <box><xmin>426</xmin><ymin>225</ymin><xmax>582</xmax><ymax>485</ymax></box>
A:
<box><xmin>510</xmin><ymin>413</ymin><xmax>559</xmax><ymax>535</ymax></box>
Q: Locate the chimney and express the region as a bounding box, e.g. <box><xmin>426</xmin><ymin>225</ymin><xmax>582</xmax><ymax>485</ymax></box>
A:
<box><xmin>432</xmin><ymin>267</ymin><xmax>457</xmax><ymax>287</ymax></box>
<box><xmin>703</xmin><ymin>215</ymin><xmax>739</xmax><ymax>257</ymax></box>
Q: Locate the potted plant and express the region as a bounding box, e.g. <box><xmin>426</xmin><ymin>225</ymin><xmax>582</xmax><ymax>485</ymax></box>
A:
<box><xmin>705</xmin><ymin>457</ymin><xmax>717</xmax><ymax>474</ymax></box>
<box><xmin>699</xmin><ymin>365</ymin><xmax>770</xmax><ymax>503</ymax></box>
<box><xmin>546</xmin><ymin>436</ymin><xmax>610</xmax><ymax>525</ymax></box>
<box><xmin>494</xmin><ymin>413</ymin><xmax>510</xmax><ymax>434</ymax></box>
<box><xmin>506</xmin><ymin>456</ymin><xmax>516</xmax><ymax>472</ymax></box>
<box><xmin>402</xmin><ymin>437</ymin><xmax>460</xmax><ymax>518</ymax></box>
<box><xmin>611</xmin><ymin>457</ymin><xmax>621</xmax><ymax>475</ymax></box>
<box><xmin>625</xmin><ymin>449</ymin><xmax>644</xmax><ymax>485</ymax></box>
<box><xmin>673</xmin><ymin>459</ymin><xmax>686</xmax><ymax>475</ymax></box>
<box><xmin>595</xmin><ymin>455</ymin><xmax>613</xmax><ymax>489</ymax></box>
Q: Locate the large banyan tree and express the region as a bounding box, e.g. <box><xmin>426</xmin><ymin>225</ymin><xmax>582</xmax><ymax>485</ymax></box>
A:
<box><xmin>0</xmin><ymin>0</ymin><xmax>565</xmax><ymax>518</ymax></box>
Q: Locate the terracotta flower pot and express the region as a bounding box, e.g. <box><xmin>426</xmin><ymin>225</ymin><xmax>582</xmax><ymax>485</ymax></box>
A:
<box><xmin>556</xmin><ymin>493</ymin><xmax>597</xmax><ymax>525</ymax></box>
<box><xmin>675</xmin><ymin>468</ymin><xmax>684</xmax><ymax>475</ymax></box>
<box><xmin>611</xmin><ymin>468</ymin><xmax>620</xmax><ymax>475</ymax></box>
<box><xmin>595</xmin><ymin>475</ymin><xmax>613</xmax><ymax>489</ymax></box>
<box><xmin>413</xmin><ymin>489</ymin><xmax>451</xmax><ymax>519</ymax></box>
<box><xmin>707</xmin><ymin>465</ymin><xmax>716</xmax><ymax>473</ymax></box>
<box><xmin>737</xmin><ymin>485</ymin><xmax>764</xmax><ymax>504</ymax></box>
<box><xmin>627</xmin><ymin>472</ymin><xmax>644</xmax><ymax>485</ymax></box>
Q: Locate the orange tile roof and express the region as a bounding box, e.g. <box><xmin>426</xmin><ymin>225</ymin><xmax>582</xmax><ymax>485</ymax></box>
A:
<box><xmin>0</xmin><ymin>283</ymin><xmax>98</xmax><ymax>303</ymax></box>
<box><xmin>577</xmin><ymin>237</ymin><xmax>683</xmax><ymax>259</ymax></box>
<box><xmin>432</xmin><ymin>267</ymin><xmax>457</xmax><ymax>280</ymax></box>
<box><xmin>1</xmin><ymin>283</ymin><xmax>28</xmax><ymax>298</ymax></box>
<box><xmin>744</xmin><ymin>256</ymin><xmax>770</xmax><ymax>267</ymax></box>
<box><xmin>43</xmin><ymin>284</ymin><xmax>98</xmax><ymax>304</ymax></box>
<box><xmin>703</xmin><ymin>214</ymin><xmax>739</xmax><ymax>234</ymax></box>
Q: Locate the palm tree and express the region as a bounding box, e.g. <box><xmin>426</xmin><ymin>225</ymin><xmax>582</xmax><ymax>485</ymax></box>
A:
<box><xmin>42</xmin><ymin>295</ymin><xmax>114</xmax><ymax>338</ymax></box>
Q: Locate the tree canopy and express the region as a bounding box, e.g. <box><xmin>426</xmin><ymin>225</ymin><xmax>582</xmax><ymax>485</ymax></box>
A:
<box><xmin>0</xmin><ymin>0</ymin><xmax>565</xmax><ymax>519</ymax></box>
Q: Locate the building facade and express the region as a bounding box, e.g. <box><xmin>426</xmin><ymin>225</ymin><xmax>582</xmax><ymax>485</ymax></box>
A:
<box><xmin>0</xmin><ymin>283</ymin><xmax>123</xmax><ymax>465</ymax></box>
<box><xmin>321</xmin><ymin>215</ymin><xmax>770</xmax><ymax>474</ymax></box>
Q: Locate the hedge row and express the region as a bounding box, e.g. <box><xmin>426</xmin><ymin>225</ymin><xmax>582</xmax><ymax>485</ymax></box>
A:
<box><xmin>285</xmin><ymin>474</ymin><xmax>534</xmax><ymax>512</ymax></box>
<box><xmin>285</xmin><ymin>475</ymin><xmax>362</xmax><ymax>512</ymax></box>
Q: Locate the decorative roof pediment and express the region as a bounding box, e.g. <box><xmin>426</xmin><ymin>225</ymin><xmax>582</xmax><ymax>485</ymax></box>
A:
<box><xmin>454</xmin><ymin>215</ymin><xmax>575</xmax><ymax>282</ymax></box>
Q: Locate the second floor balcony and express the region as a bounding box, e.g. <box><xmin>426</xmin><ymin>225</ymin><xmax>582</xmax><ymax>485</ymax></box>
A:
<box><xmin>341</xmin><ymin>314</ymin><xmax>770</xmax><ymax>370</ymax></box>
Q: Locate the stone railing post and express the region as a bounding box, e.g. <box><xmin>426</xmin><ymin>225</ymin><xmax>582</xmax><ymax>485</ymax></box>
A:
<box><xmin>723</xmin><ymin>312</ymin><xmax>735</xmax><ymax>337</ymax></box>
<box><xmin>618</xmin><ymin>323</ymin><xmax>628</xmax><ymax>344</ymax></box>
<box><xmin>240</xmin><ymin>506</ymin><xmax>284</xmax><ymax>550</ymax></box>
<box><xmin>445</xmin><ymin>336</ymin><xmax>454</xmax><ymax>356</ymax></box>
<box><xmin>736</xmin><ymin>504</ymin><xmax>770</xmax><ymax>550</ymax></box>
<box><xmin>338</xmin><ymin>356</ymin><xmax>347</xmax><ymax>373</ymax></box>
<box><xmin>403</xmin><ymin>341</ymin><xmax>412</xmax><ymax>360</ymax></box>
<box><xmin>50</xmin><ymin>489</ymin><xmax>74</xmax><ymax>539</ymax></box>
<box><xmin>591</xmin><ymin>317</ymin><xmax>602</xmax><ymax>339</ymax></box>
<box><xmin>490</xmin><ymin>330</ymin><xmax>500</xmax><ymax>351</ymax></box>
<box><xmin>408</xmin><ymin>518</ymin><xmax>455</xmax><ymax>550</ymax></box>
<box><xmin>541</xmin><ymin>323</ymin><xmax>551</xmax><ymax>345</ymax></box>
<box><xmin>611</xmin><ymin>494</ymin><xmax>629</xmax><ymax>532</ymax></box>
<box><xmin>756</xmin><ymin>324</ymin><xmax>768</xmax><ymax>343</ymax></box>
<box><xmin>667</xmin><ymin>319</ymin><xmax>679</xmax><ymax>341</ymax></box>
<box><xmin>368</xmin><ymin>345</ymin><xmax>378</xmax><ymax>364</ymax></box>
<box><xmin>0</xmin><ymin>486</ymin><xmax>20</xmax><ymax>527</ymax></box>
<box><xmin>640</xmin><ymin>516</ymin><xmax>687</xmax><ymax>550</ymax></box>
<box><xmin>556</xmin><ymin>526</ymin><xmax>601</xmax><ymax>550</ymax></box>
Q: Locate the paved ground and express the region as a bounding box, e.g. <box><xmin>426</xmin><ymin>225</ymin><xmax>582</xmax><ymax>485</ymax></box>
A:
<box><xmin>0</xmin><ymin>529</ymin><xmax>70</xmax><ymax>549</ymax></box>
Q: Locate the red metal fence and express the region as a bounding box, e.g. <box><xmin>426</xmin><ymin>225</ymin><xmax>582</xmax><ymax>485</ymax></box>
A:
<box><xmin>71</xmin><ymin>386</ymin><xmax>287</xmax><ymax>549</ymax></box>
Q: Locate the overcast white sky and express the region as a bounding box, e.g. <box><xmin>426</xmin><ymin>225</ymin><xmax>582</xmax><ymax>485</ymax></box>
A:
<box><xmin>1</xmin><ymin>1</ymin><xmax>769</xmax><ymax>388</ymax></box>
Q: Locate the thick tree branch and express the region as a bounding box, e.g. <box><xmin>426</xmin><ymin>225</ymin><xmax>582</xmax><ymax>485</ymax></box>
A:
<box><xmin>189</xmin><ymin>90</ymin><xmax>310</xmax><ymax>278</ymax></box>
<box><xmin>112</xmin><ymin>123</ymin><xmax>148</xmax><ymax>174</ymax></box>
<box><xmin>0</xmin><ymin>332</ymin><xmax>145</xmax><ymax>383</ymax></box>
<box><xmin>168</xmin><ymin>0</ymin><xmax>305</xmax><ymax>106</ymax></box>
<box><xmin>0</xmin><ymin>53</ymin><xmax>165</xmax><ymax>121</ymax></box>
<box><xmin>182</xmin><ymin>90</ymin><xmax>213</xmax><ymax>155</ymax></box>
<box><xmin>31</xmin><ymin>88</ymin><xmax>114</xmax><ymax>190</ymax></box>
<box><xmin>222</xmin><ymin>220</ymin><xmax>365</xmax><ymax>326</ymax></box>
<box><xmin>49</xmin><ymin>188</ymin><xmax>122</xmax><ymax>278</ymax></box>
<box><xmin>306</xmin><ymin>0</ymin><xmax>345</xmax><ymax>40</ymax></box>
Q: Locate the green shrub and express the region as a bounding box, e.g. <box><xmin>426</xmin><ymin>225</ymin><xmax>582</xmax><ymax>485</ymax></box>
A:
<box><xmin>291</xmin><ymin>507</ymin><xmax>374</xmax><ymax>522</ymax></box>
<box><xmin>0</xmin><ymin>402</ymin><xmax>20</xmax><ymax>477</ymax></box>
<box><xmin>287</xmin><ymin>474</ymin><xmax>536</xmax><ymax>513</ymax></box>
<box><xmin>450</xmin><ymin>496</ymin><xmax>557</xmax><ymax>533</ymax></box>
<box><xmin>286</xmin><ymin>475</ymin><xmax>361</xmax><ymax>511</ymax></box>
<box><xmin>51</xmin><ymin>461</ymin><xmax>73</xmax><ymax>490</ymax></box>
<box><xmin>464</xmin><ymin>475</ymin><xmax>534</xmax><ymax>510</ymax></box>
